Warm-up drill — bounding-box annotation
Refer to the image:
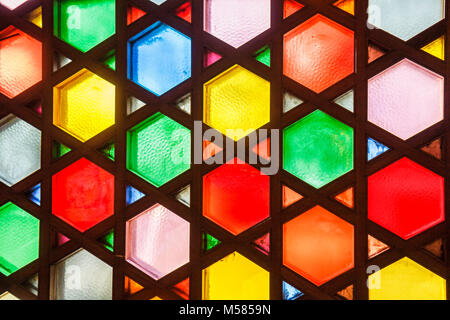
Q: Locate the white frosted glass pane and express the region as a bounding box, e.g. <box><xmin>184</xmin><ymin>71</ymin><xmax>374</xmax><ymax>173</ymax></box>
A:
<box><xmin>52</xmin><ymin>249</ymin><xmax>112</xmax><ymax>300</ymax></box>
<box><xmin>283</xmin><ymin>92</ymin><xmax>303</xmax><ymax>113</ymax></box>
<box><xmin>149</xmin><ymin>0</ymin><xmax>166</xmax><ymax>5</ymax></box>
<box><xmin>334</xmin><ymin>90</ymin><xmax>354</xmax><ymax>112</ymax></box>
<box><xmin>369</xmin><ymin>0</ymin><xmax>444</xmax><ymax>41</ymax></box>
<box><xmin>0</xmin><ymin>116</ymin><xmax>41</xmax><ymax>186</ymax></box>
<box><xmin>0</xmin><ymin>292</ymin><xmax>19</xmax><ymax>300</ymax></box>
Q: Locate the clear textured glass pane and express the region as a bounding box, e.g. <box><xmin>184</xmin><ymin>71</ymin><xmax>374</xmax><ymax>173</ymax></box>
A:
<box><xmin>52</xmin><ymin>249</ymin><xmax>112</xmax><ymax>300</ymax></box>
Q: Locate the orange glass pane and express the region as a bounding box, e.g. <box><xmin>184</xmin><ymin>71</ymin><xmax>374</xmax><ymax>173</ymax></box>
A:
<box><xmin>124</xmin><ymin>276</ymin><xmax>144</xmax><ymax>295</ymax></box>
<box><xmin>284</xmin><ymin>0</ymin><xmax>303</xmax><ymax>19</ymax></box>
<box><xmin>335</xmin><ymin>187</ymin><xmax>354</xmax><ymax>208</ymax></box>
<box><xmin>282</xmin><ymin>185</ymin><xmax>303</xmax><ymax>208</ymax></box>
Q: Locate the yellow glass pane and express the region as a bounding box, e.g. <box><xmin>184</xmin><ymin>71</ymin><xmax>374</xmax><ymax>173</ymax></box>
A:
<box><xmin>151</xmin><ymin>296</ymin><xmax>162</xmax><ymax>300</ymax></box>
<box><xmin>202</xmin><ymin>251</ymin><xmax>269</xmax><ymax>300</ymax></box>
<box><xmin>27</xmin><ymin>6</ymin><xmax>42</xmax><ymax>28</ymax></box>
<box><xmin>333</xmin><ymin>0</ymin><xmax>354</xmax><ymax>15</ymax></box>
<box><xmin>422</xmin><ymin>36</ymin><xmax>445</xmax><ymax>60</ymax></box>
<box><xmin>204</xmin><ymin>65</ymin><xmax>270</xmax><ymax>141</ymax></box>
<box><xmin>53</xmin><ymin>69</ymin><xmax>115</xmax><ymax>142</ymax></box>
<box><xmin>369</xmin><ymin>257</ymin><xmax>446</xmax><ymax>300</ymax></box>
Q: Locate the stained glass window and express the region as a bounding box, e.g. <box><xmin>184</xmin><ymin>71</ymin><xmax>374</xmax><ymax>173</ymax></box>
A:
<box><xmin>0</xmin><ymin>0</ymin><xmax>449</xmax><ymax>302</ymax></box>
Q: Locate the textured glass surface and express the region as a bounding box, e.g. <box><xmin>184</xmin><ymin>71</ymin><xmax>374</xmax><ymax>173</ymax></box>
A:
<box><xmin>369</xmin><ymin>257</ymin><xmax>446</xmax><ymax>300</ymax></box>
<box><xmin>53</xmin><ymin>69</ymin><xmax>115</xmax><ymax>142</ymax></box>
<box><xmin>203</xmin><ymin>159</ymin><xmax>270</xmax><ymax>235</ymax></box>
<box><xmin>126</xmin><ymin>204</ymin><xmax>190</xmax><ymax>280</ymax></box>
<box><xmin>368</xmin><ymin>59</ymin><xmax>443</xmax><ymax>140</ymax></box>
<box><xmin>284</xmin><ymin>15</ymin><xmax>354</xmax><ymax>93</ymax></box>
<box><xmin>284</xmin><ymin>0</ymin><xmax>303</xmax><ymax>18</ymax></box>
<box><xmin>0</xmin><ymin>0</ymin><xmax>28</xmax><ymax>9</ymax></box>
<box><xmin>283</xmin><ymin>206</ymin><xmax>354</xmax><ymax>285</ymax></box>
<box><xmin>52</xmin><ymin>158</ymin><xmax>115</xmax><ymax>232</ymax></box>
<box><xmin>128</xmin><ymin>22</ymin><xmax>191</xmax><ymax>96</ymax></box>
<box><xmin>204</xmin><ymin>65</ymin><xmax>270</xmax><ymax>141</ymax></box>
<box><xmin>0</xmin><ymin>27</ymin><xmax>42</xmax><ymax>98</ymax></box>
<box><xmin>422</xmin><ymin>138</ymin><xmax>442</xmax><ymax>160</ymax></box>
<box><xmin>176</xmin><ymin>185</ymin><xmax>190</xmax><ymax>207</ymax></box>
<box><xmin>334</xmin><ymin>90</ymin><xmax>354</xmax><ymax>112</ymax></box>
<box><xmin>203</xmin><ymin>233</ymin><xmax>220</xmax><ymax>251</ymax></box>
<box><xmin>204</xmin><ymin>0</ymin><xmax>271</xmax><ymax>48</ymax></box>
<box><xmin>368</xmin><ymin>158</ymin><xmax>444</xmax><ymax>240</ymax></box>
<box><xmin>52</xmin><ymin>249</ymin><xmax>112</xmax><ymax>300</ymax></box>
<box><xmin>0</xmin><ymin>202</ymin><xmax>39</xmax><ymax>276</ymax></box>
<box><xmin>368</xmin><ymin>0</ymin><xmax>444</xmax><ymax>41</ymax></box>
<box><xmin>367</xmin><ymin>137</ymin><xmax>389</xmax><ymax>161</ymax></box>
<box><xmin>176</xmin><ymin>93</ymin><xmax>191</xmax><ymax>115</ymax></box>
<box><xmin>282</xmin><ymin>282</ymin><xmax>303</xmax><ymax>300</ymax></box>
<box><xmin>127</xmin><ymin>112</ymin><xmax>191</xmax><ymax>187</ymax></box>
<box><xmin>283</xmin><ymin>110</ymin><xmax>354</xmax><ymax>189</ymax></box>
<box><xmin>282</xmin><ymin>185</ymin><xmax>303</xmax><ymax>208</ymax></box>
<box><xmin>0</xmin><ymin>116</ymin><xmax>41</xmax><ymax>186</ymax></box>
<box><xmin>368</xmin><ymin>235</ymin><xmax>389</xmax><ymax>258</ymax></box>
<box><xmin>126</xmin><ymin>185</ymin><xmax>145</xmax><ymax>205</ymax></box>
<box><xmin>253</xmin><ymin>233</ymin><xmax>270</xmax><ymax>255</ymax></box>
<box><xmin>202</xmin><ymin>252</ymin><xmax>269</xmax><ymax>300</ymax></box>
<box><xmin>54</xmin><ymin>0</ymin><xmax>115</xmax><ymax>52</ymax></box>
<box><xmin>283</xmin><ymin>91</ymin><xmax>303</xmax><ymax>113</ymax></box>
<box><xmin>422</xmin><ymin>36</ymin><xmax>445</xmax><ymax>60</ymax></box>
<box><xmin>335</xmin><ymin>187</ymin><xmax>353</xmax><ymax>208</ymax></box>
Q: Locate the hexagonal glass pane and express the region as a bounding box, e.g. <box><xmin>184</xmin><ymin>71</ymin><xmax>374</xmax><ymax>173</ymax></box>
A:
<box><xmin>51</xmin><ymin>249</ymin><xmax>112</xmax><ymax>300</ymax></box>
<box><xmin>204</xmin><ymin>65</ymin><xmax>270</xmax><ymax>141</ymax></box>
<box><xmin>369</xmin><ymin>257</ymin><xmax>446</xmax><ymax>300</ymax></box>
<box><xmin>204</xmin><ymin>0</ymin><xmax>271</xmax><ymax>48</ymax></box>
<box><xmin>284</xmin><ymin>14</ymin><xmax>354</xmax><ymax>93</ymax></box>
<box><xmin>203</xmin><ymin>159</ymin><xmax>270</xmax><ymax>235</ymax></box>
<box><xmin>0</xmin><ymin>202</ymin><xmax>39</xmax><ymax>276</ymax></box>
<box><xmin>0</xmin><ymin>115</ymin><xmax>41</xmax><ymax>186</ymax></box>
<box><xmin>283</xmin><ymin>206</ymin><xmax>354</xmax><ymax>285</ymax></box>
<box><xmin>128</xmin><ymin>22</ymin><xmax>191</xmax><ymax>96</ymax></box>
<box><xmin>52</xmin><ymin>158</ymin><xmax>114</xmax><ymax>232</ymax></box>
<box><xmin>202</xmin><ymin>252</ymin><xmax>269</xmax><ymax>300</ymax></box>
<box><xmin>53</xmin><ymin>69</ymin><xmax>115</xmax><ymax>142</ymax></box>
<box><xmin>54</xmin><ymin>0</ymin><xmax>115</xmax><ymax>52</ymax></box>
<box><xmin>368</xmin><ymin>0</ymin><xmax>444</xmax><ymax>41</ymax></box>
<box><xmin>127</xmin><ymin>112</ymin><xmax>190</xmax><ymax>187</ymax></box>
<box><xmin>283</xmin><ymin>110</ymin><xmax>354</xmax><ymax>189</ymax></box>
<box><xmin>368</xmin><ymin>158</ymin><xmax>444</xmax><ymax>240</ymax></box>
<box><xmin>368</xmin><ymin>59</ymin><xmax>444</xmax><ymax>140</ymax></box>
<box><xmin>126</xmin><ymin>204</ymin><xmax>190</xmax><ymax>280</ymax></box>
<box><xmin>0</xmin><ymin>0</ymin><xmax>29</xmax><ymax>9</ymax></box>
<box><xmin>0</xmin><ymin>26</ymin><xmax>42</xmax><ymax>98</ymax></box>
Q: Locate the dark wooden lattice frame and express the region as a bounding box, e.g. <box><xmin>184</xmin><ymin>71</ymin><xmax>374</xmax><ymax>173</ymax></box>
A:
<box><xmin>0</xmin><ymin>0</ymin><xmax>448</xmax><ymax>300</ymax></box>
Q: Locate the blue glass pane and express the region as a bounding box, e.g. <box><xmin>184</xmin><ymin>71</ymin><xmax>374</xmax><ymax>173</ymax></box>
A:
<box><xmin>282</xmin><ymin>281</ymin><xmax>303</xmax><ymax>300</ymax></box>
<box><xmin>128</xmin><ymin>22</ymin><xmax>191</xmax><ymax>96</ymax></box>
<box><xmin>28</xmin><ymin>183</ymin><xmax>41</xmax><ymax>206</ymax></box>
<box><xmin>367</xmin><ymin>137</ymin><xmax>389</xmax><ymax>161</ymax></box>
<box><xmin>126</xmin><ymin>185</ymin><xmax>145</xmax><ymax>205</ymax></box>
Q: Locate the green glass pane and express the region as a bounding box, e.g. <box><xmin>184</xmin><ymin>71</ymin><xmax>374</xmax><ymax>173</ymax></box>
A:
<box><xmin>283</xmin><ymin>110</ymin><xmax>353</xmax><ymax>188</ymax></box>
<box><xmin>203</xmin><ymin>233</ymin><xmax>221</xmax><ymax>251</ymax></box>
<box><xmin>0</xmin><ymin>203</ymin><xmax>39</xmax><ymax>276</ymax></box>
<box><xmin>99</xmin><ymin>230</ymin><xmax>114</xmax><ymax>252</ymax></box>
<box><xmin>104</xmin><ymin>54</ymin><xmax>116</xmax><ymax>71</ymax></box>
<box><xmin>255</xmin><ymin>46</ymin><xmax>270</xmax><ymax>67</ymax></box>
<box><xmin>54</xmin><ymin>0</ymin><xmax>116</xmax><ymax>52</ymax></box>
<box><xmin>100</xmin><ymin>142</ymin><xmax>115</xmax><ymax>161</ymax></box>
<box><xmin>52</xmin><ymin>141</ymin><xmax>71</xmax><ymax>159</ymax></box>
<box><xmin>127</xmin><ymin>112</ymin><xmax>191</xmax><ymax>187</ymax></box>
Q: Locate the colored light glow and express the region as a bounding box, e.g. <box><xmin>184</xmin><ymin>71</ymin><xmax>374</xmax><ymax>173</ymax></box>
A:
<box><xmin>203</xmin><ymin>159</ymin><xmax>270</xmax><ymax>235</ymax></box>
<box><xmin>0</xmin><ymin>26</ymin><xmax>42</xmax><ymax>98</ymax></box>
<box><xmin>368</xmin><ymin>59</ymin><xmax>444</xmax><ymax>140</ymax></box>
<box><xmin>0</xmin><ymin>0</ymin><xmax>28</xmax><ymax>10</ymax></box>
<box><xmin>369</xmin><ymin>257</ymin><xmax>446</xmax><ymax>300</ymax></box>
<box><xmin>204</xmin><ymin>0</ymin><xmax>271</xmax><ymax>48</ymax></box>
<box><xmin>284</xmin><ymin>14</ymin><xmax>354</xmax><ymax>93</ymax></box>
<box><xmin>128</xmin><ymin>22</ymin><xmax>191</xmax><ymax>96</ymax></box>
<box><xmin>283</xmin><ymin>110</ymin><xmax>354</xmax><ymax>189</ymax></box>
<box><xmin>368</xmin><ymin>157</ymin><xmax>444</xmax><ymax>240</ymax></box>
<box><xmin>283</xmin><ymin>206</ymin><xmax>354</xmax><ymax>285</ymax></box>
<box><xmin>52</xmin><ymin>158</ymin><xmax>115</xmax><ymax>232</ymax></box>
<box><xmin>53</xmin><ymin>69</ymin><xmax>115</xmax><ymax>142</ymax></box>
<box><xmin>204</xmin><ymin>65</ymin><xmax>270</xmax><ymax>141</ymax></box>
<box><xmin>0</xmin><ymin>202</ymin><xmax>39</xmax><ymax>276</ymax></box>
<box><xmin>126</xmin><ymin>204</ymin><xmax>190</xmax><ymax>280</ymax></box>
<box><xmin>54</xmin><ymin>0</ymin><xmax>115</xmax><ymax>52</ymax></box>
<box><xmin>127</xmin><ymin>112</ymin><xmax>191</xmax><ymax>187</ymax></box>
<box><xmin>0</xmin><ymin>115</ymin><xmax>41</xmax><ymax>186</ymax></box>
<box><xmin>52</xmin><ymin>249</ymin><xmax>112</xmax><ymax>300</ymax></box>
<box><xmin>202</xmin><ymin>252</ymin><xmax>269</xmax><ymax>300</ymax></box>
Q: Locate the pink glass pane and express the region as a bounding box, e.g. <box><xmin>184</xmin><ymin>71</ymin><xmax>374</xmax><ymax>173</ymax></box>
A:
<box><xmin>126</xmin><ymin>204</ymin><xmax>190</xmax><ymax>280</ymax></box>
<box><xmin>368</xmin><ymin>59</ymin><xmax>444</xmax><ymax>140</ymax></box>
<box><xmin>204</xmin><ymin>0</ymin><xmax>271</xmax><ymax>48</ymax></box>
<box><xmin>0</xmin><ymin>0</ymin><xmax>28</xmax><ymax>10</ymax></box>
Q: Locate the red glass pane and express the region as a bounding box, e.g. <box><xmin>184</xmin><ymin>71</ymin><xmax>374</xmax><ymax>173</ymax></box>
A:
<box><xmin>283</xmin><ymin>14</ymin><xmax>354</xmax><ymax>93</ymax></box>
<box><xmin>52</xmin><ymin>158</ymin><xmax>114</xmax><ymax>232</ymax></box>
<box><xmin>127</xmin><ymin>6</ymin><xmax>146</xmax><ymax>25</ymax></box>
<box><xmin>284</xmin><ymin>0</ymin><xmax>303</xmax><ymax>19</ymax></box>
<box><xmin>175</xmin><ymin>1</ymin><xmax>191</xmax><ymax>23</ymax></box>
<box><xmin>203</xmin><ymin>159</ymin><xmax>269</xmax><ymax>235</ymax></box>
<box><xmin>368</xmin><ymin>158</ymin><xmax>444</xmax><ymax>240</ymax></box>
